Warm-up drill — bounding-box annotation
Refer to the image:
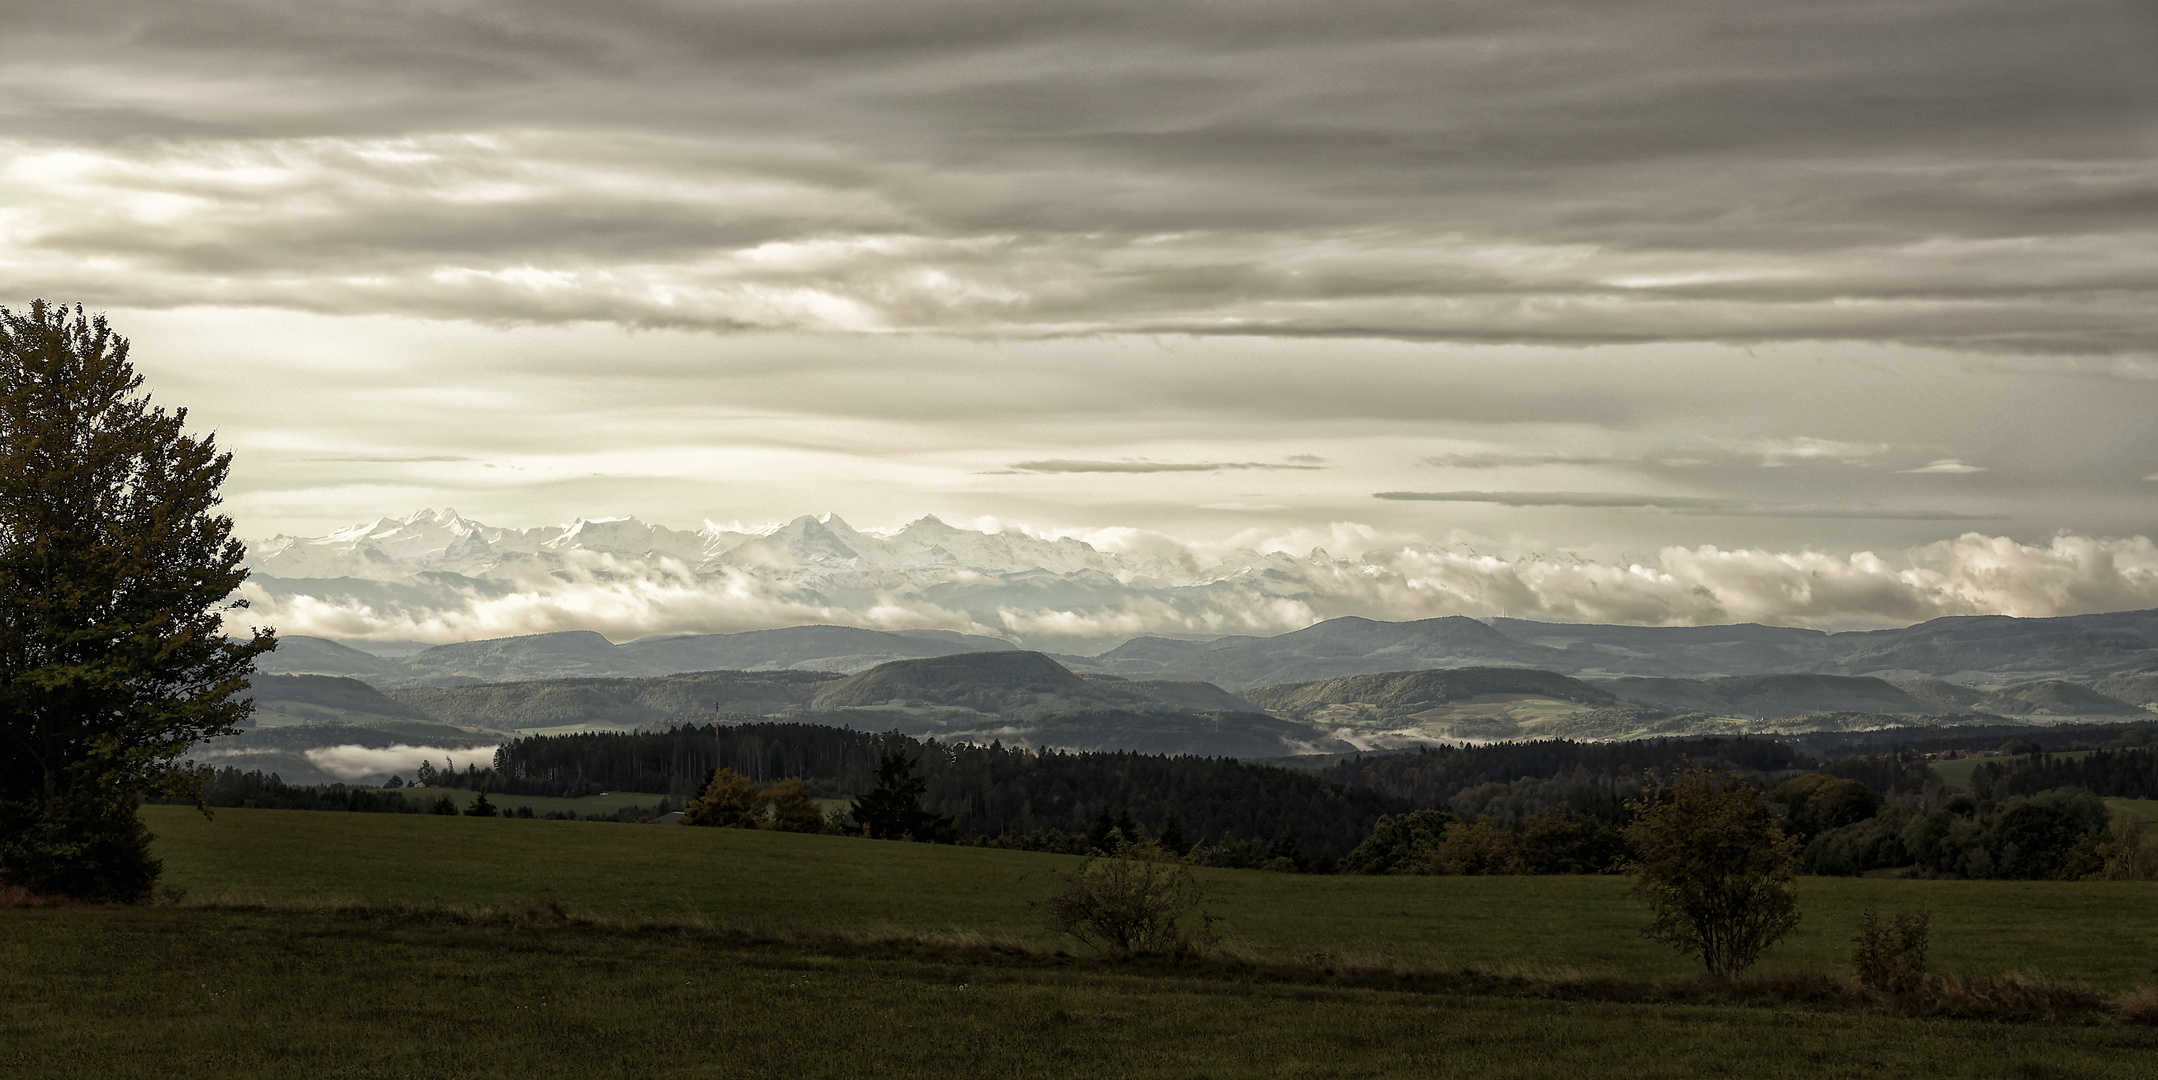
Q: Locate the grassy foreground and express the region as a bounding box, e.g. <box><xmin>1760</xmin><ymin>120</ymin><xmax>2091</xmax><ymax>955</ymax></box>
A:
<box><xmin>139</xmin><ymin>806</ymin><xmax>2158</xmax><ymax>987</ymax></box>
<box><xmin>4</xmin><ymin>806</ymin><xmax>2155</xmax><ymax>1079</ymax></box>
<box><xmin>5</xmin><ymin>905</ymin><xmax>2155</xmax><ymax>1080</ymax></box>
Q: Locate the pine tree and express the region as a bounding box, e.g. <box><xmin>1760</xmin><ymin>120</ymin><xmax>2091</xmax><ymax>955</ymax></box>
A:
<box><xmin>465</xmin><ymin>791</ymin><xmax>499</xmax><ymax>817</ymax></box>
<box><xmin>0</xmin><ymin>303</ymin><xmax>274</xmax><ymax>901</ymax></box>
<box><xmin>850</xmin><ymin>750</ymin><xmax>952</xmax><ymax>841</ymax></box>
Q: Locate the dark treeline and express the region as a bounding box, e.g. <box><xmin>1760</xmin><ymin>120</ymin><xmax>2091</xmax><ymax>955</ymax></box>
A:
<box><xmin>1970</xmin><ymin>747</ymin><xmax>2157</xmax><ymax>801</ymax></box>
<box><xmin>1814</xmin><ymin>721</ymin><xmax>2156</xmax><ymax>758</ymax></box>
<box><xmin>175</xmin><ymin>768</ymin><xmax>426</xmax><ymax>813</ymax></box>
<box><xmin>918</xmin><ymin>744</ymin><xmax>1409</xmax><ymax>863</ymax></box>
<box><xmin>477</xmin><ymin>722</ymin><xmax>1410</xmax><ymax>861</ymax></box>
<box><xmin>1315</xmin><ymin>738</ymin><xmax>1800</xmax><ymax>811</ymax></box>
<box><xmin>1814</xmin><ymin>753</ymin><xmax>1938</xmax><ymax>799</ymax></box>
<box><xmin>463</xmin><ymin>718</ymin><xmax>886</xmax><ymax>798</ymax></box>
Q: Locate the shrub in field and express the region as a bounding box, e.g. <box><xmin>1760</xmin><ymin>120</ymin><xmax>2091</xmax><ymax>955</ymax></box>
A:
<box><xmin>1044</xmin><ymin>844</ymin><xmax>1218</xmax><ymax>957</ymax></box>
<box><xmin>1419</xmin><ymin>821</ymin><xmax>1528</xmax><ymax>876</ymax></box>
<box><xmin>464</xmin><ymin>791</ymin><xmax>499</xmax><ymax>818</ymax></box>
<box><xmin>430</xmin><ymin>796</ymin><xmax>458</xmax><ymax>815</ymax></box>
<box><xmin>1625</xmin><ymin>768</ymin><xmax>1801</xmax><ymax>977</ymax></box>
<box><xmin>1850</xmin><ymin>908</ymin><xmax>1930</xmax><ymax>993</ymax></box>
<box><xmin>682</xmin><ymin>770</ymin><xmax>827</xmax><ymax>832</ymax></box>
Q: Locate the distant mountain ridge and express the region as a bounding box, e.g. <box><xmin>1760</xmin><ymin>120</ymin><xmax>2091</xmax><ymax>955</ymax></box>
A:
<box><xmin>1089</xmin><ymin>610</ymin><xmax>2158</xmax><ymax>688</ymax></box>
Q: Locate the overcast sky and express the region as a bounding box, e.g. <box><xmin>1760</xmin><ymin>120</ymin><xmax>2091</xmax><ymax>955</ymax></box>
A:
<box><xmin>4</xmin><ymin>0</ymin><xmax>2156</xmax><ymax>629</ymax></box>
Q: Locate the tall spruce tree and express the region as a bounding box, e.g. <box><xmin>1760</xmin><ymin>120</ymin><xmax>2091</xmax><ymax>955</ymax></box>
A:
<box><xmin>0</xmin><ymin>302</ymin><xmax>274</xmax><ymax>901</ymax></box>
<box><xmin>850</xmin><ymin>749</ymin><xmax>952</xmax><ymax>842</ymax></box>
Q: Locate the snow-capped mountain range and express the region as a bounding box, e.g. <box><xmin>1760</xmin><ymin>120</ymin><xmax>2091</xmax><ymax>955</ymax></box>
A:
<box><xmin>243</xmin><ymin>508</ymin><xmax>1325</xmax><ymax>652</ymax></box>
<box><xmin>238</xmin><ymin>508</ymin><xmax>2158</xmax><ymax>653</ymax></box>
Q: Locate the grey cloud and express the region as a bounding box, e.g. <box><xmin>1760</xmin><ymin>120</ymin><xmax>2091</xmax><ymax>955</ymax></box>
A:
<box><xmin>1373</xmin><ymin>491</ymin><xmax>1999</xmax><ymax>520</ymax></box>
<box><xmin>1423</xmin><ymin>453</ymin><xmax>1622</xmax><ymax>469</ymax></box>
<box><xmin>2</xmin><ymin>1</ymin><xmax>2154</xmax><ymax>354</ymax></box>
<box><xmin>1010</xmin><ymin>459</ymin><xmax>1327</xmax><ymax>474</ymax></box>
<box><xmin>1376</xmin><ymin>490</ymin><xmax>1742</xmax><ymax>509</ymax></box>
<box><xmin>302</xmin><ymin>455</ymin><xmax>473</xmax><ymax>463</ymax></box>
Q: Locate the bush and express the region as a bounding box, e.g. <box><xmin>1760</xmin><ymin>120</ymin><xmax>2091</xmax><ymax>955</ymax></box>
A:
<box><xmin>683</xmin><ymin>770</ymin><xmax>830</xmax><ymax>832</ymax></box>
<box><xmin>1851</xmin><ymin>908</ymin><xmax>1930</xmax><ymax>993</ymax></box>
<box><xmin>1043</xmin><ymin>846</ymin><xmax>1218</xmax><ymax>957</ymax></box>
<box><xmin>0</xmin><ymin>795</ymin><xmax>160</xmax><ymax>903</ymax></box>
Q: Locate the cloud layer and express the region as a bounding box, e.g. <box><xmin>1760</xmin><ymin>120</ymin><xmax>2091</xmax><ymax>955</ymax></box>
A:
<box><xmin>234</xmin><ymin>509</ymin><xmax>2158</xmax><ymax>652</ymax></box>
<box><xmin>5</xmin><ymin>1</ymin><xmax>2156</xmax><ymax>354</ymax></box>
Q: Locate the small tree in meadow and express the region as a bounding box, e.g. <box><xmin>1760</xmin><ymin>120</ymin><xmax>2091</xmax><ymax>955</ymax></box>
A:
<box><xmin>1625</xmin><ymin>768</ymin><xmax>1801</xmax><ymax>977</ymax></box>
<box><xmin>1044</xmin><ymin>842</ymin><xmax>1217</xmax><ymax>957</ymax></box>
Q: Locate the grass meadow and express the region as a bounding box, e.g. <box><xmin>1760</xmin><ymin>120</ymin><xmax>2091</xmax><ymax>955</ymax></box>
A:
<box><xmin>4</xmin><ymin>805</ymin><xmax>2155</xmax><ymax>1078</ymax></box>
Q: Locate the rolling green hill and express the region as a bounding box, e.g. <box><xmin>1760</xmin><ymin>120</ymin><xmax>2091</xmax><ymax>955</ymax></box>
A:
<box><xmin>1972</xmin><ymin>680</ymin><xmax>2146</xmax><ymax>718</ymax></box>
<box><xmin>1236</xmin><ymin>668</ymin><xmax>1621</xmax><ymax>742</ymax></box>
<box><xmin>1600</xmin><ymin>673</ymin><xmax>1941</xmax><ymax>719</ymax></box>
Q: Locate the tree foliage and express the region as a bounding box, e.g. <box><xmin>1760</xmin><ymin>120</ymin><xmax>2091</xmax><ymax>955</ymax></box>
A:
<box><xmin>1624</xmin><ymin>769</ymin><xmax>1801</xmax><ymax>977</ymax></box>
<box><xmin>851</xmin><ymin>750</ymin><xmax>954</xmax><ymax>841</ymax></box>
<box><xmin>0</xmin><ymin>302</ymin><xmax>273</xmax><ymax>900</ymax></box>
<box><xmin>681</xmin><ymin>768</ymin><xmax>824</xmax><ymax>832</ymax></box>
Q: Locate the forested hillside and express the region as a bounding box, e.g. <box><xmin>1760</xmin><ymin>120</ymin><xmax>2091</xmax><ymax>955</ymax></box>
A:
<box><xmin>1316</xmin><ymin>738</ymin><xmax>1800</xmax><ymax>810</ymax></box>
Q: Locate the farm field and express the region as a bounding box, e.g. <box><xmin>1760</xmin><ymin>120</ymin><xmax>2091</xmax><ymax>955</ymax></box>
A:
<box><xmin>4</xmin><ymin>807</ymin><xmax>2154</xmax><ymax>1079</ymax></box>
<box><xmin>5</xmin><ymin>904</ymin><xmax>2155</xmax><ymax>1080</ymax></box>
<box><xmin>140</xmin><ymin>806</ymin><xmax>2158</xmax><ymax>989</ymax></box>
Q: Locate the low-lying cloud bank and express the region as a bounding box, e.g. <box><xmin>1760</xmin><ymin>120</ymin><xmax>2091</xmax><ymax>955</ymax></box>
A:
<box><xmin>229</xmin><ymin>510</ymin><xmax>2158</xmax><ymax>652</ymax></box>
<box><xmin>299</xmin><ymin>744</ymin><xmax>502</xmax><ymax>783</ymax></box>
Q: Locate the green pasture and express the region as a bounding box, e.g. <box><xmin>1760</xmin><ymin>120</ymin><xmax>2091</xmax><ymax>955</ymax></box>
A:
<box><xmin>1929</xmin><ymin>750</ymin><xmax>2097</xmax><ymax>791</ymax></box>
<box><xmin>6</xmin><ymin>904</ymin><xmax>2155</xmax><ymax>1080</ymax></box>
<box><xmin>4</xmin><ymin>806</ymin><xmax>2154</xmax><ymax>1079</ymax></box>
<box><xmin>2111</xmin><ymin>799</ymin><xmax>2158</xmax><ymax>826</ymax></box>
<box><xmin>141</xmin><ymin>806</ymin><xmax>2158</xmax><ymax>989</ymax></box>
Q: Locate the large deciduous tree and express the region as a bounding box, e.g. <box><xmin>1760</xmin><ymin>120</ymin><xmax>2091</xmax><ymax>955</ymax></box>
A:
<box><xmin>0</xmin><ymin>302</ymin><xmax>274</xmax><ymax>901</ymax></box>
<box><xmin>1624</xmin><ymin>768</ymin><xmax>1801</xmax><ymax>977</ymax></box>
